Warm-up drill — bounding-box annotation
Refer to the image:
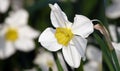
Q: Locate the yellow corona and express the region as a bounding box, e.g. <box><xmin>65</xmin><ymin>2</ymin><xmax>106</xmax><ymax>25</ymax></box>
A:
<box><xmin>5</xmin><ymin>28</ymin><xmax>18</xmax><ymax>41</ymax></box>
<box><xmin>55</xmin><ymin>27</ymin><xmax>73</xmax><ymax>46</ymax></box>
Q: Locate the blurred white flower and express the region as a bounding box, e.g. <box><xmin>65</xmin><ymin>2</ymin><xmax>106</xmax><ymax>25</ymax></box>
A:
<box><xmin>106</xmin><ymin>0</ymin><xmax>120</xmax><ymax>19</ymax></box>
<box><xmin>84</xmin><ymin>45</ymin><xmax>102</xmax><ymax>71</ymax></box>
<box><xmin>86</xmin><ymin>45</ymin><xmax>102</xmax><ymax>62</ymax></box>
<box><xmin>108</xmin><ymin>24</ymin><xmax>117</xmax><ymax>42</ymax></box>
<box><xmin>0</xmin><ymin>9</ymin><xmax>40</xmax><ymax>59</ymax></box>
<box><xmin>84</xmin><ymin>61</ymin><xmax>102</xmax><ymax>71</ymax></box>
<box><xmin>0</xmin><ymin>0</ymin><xmax>10</xmax><ymax>13</ymax></box>
<box><xmin>112</xmin><ymin>42</ymin><xmax>120</xmax><ymax>64</ymax></box>
<box><xmin>34</xmin><ymin>50</ymin><xmax>58</xmax><ymax>71</ymax></box>
<box><xmin>38</xmin><ymin>3</ymin><xmax>93</xmax><ymax>68</ymax></box>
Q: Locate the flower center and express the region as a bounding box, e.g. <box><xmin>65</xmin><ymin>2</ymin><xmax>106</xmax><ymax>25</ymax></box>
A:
<box><xmin>5</xmin><ymin>28</ymin><xmax>18</xmax><ymax>42</ymax></box>
<box><xmin>47</xmin><ymin>60</ymin><xmax>54</xmax><ymax>67</ymax></box>
<box><xmin>55</xmin><ymin>27</ymin><xmax>73</xmax><ymax>46</ymax></box>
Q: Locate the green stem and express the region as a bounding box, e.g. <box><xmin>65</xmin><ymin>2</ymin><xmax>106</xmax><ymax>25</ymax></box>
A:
<box><xmin>53</xmin><ymin>52</ymin><xmax>63</xmax><ymax>71</ymax></box>
<box><xmin>49</xmin><ymin>67</ymin><xmax>53</xmax><ymax>71</ymax></box>
<box><xmin>111</xmin><ymin>50</ymin><xmax>120</xmax><ymax>71</ymax></box>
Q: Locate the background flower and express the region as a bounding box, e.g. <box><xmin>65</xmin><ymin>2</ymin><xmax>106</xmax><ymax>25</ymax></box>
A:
<box><xmin>0</xmin><ymin>9</ymin><xmax>40</xmax><ymax>59</ymax></box>
<box><xmin>0</xmin><ymin>0</ymin><xmax>10</xmax><ymax>13</ymax></box>
<box><xmin>34</xmin><ymin>49</ymin><xmax>58</xmax><ymax>71</ymax></box>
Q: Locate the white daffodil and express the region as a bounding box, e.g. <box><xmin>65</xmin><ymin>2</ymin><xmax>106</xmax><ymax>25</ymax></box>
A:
<box><xmin>34</xmin><ymin>50</ymin><xmax>58</xmax><ymax>71</ymax></box>
<box><xmin>0</xmin><ymin>0</ymin><xmax>10</xmax><ymax>13</ymax></box>
<box><xmin>106</xmin><ymin>0</ymin><xmax>120</xmax><ymax>19</ymax></box>
<box><xmin>0</xmin><ymin>9</ymin><xmax>39</xmax><ymax>59</ymax></box>
<box><xmin>38</xmin><ymin>3</ymin><xmax>93</xmax><ymax>68</ymax></box>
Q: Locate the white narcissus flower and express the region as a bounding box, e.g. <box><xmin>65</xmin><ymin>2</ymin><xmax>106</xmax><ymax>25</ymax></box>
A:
<box><xmin>34</xmin><ymin>50</ymin><xmax>58</xmax><ymax>71</ymax></box>
<box><xmin>38</xmin><ymin>3</ymin><xmax>94</xmax><ymax>68</ymax></box>
<box><xmin>0</xmin><ymin>0</ymin><xmax>10</xmax><ymax>13</ymax></box>
<box><xmin>0</xmin><ymin>9</ymin><xmax>40</xmax><ymax>59</ymax></box>
<box><xmin>106</xmin><ymin>0</ymin><xmax>120</xmax><ymax>19</ymax></box>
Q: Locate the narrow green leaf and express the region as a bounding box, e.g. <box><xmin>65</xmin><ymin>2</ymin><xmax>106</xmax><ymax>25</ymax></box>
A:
<box><xmin>93</xmin><ymin>33</ymin><xmax>115</xmax><ymax>71</ymax></box>
<box><xmin>53</xmin><ymin>52</ymin><xmax>63</xmax><ymax>71</ymax></box>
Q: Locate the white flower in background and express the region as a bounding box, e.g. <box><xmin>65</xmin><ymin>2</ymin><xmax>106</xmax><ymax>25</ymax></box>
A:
<box><xmin>106</xmin><ymin>0</ymin><xmax>120</xmax><ymax>19</ymax></box>
<box><xmin>34</xmin><ymin>50</ymin><xmax>58</xmax><ymax>71</ymax></box>
<box><xmin>112</xmin><ymin>42</ymin><xmax>120</xmax><ymax>64</ymax></box>
<box><xmin>108</xmin><ymin>24</ymin><xmax>117</xmax><ymax>42</ymax></box>
<box><xmin>38</xmin><ymin>3</ymin><xmax>93</xmax><ymax>68</ymax></box>
<box><xmin>0</xmin><ymin>9</ymin><xmax>39</xmax><ymax>59</ymax></box>
<box><xmin>84</xmin><ymin>45</ymin><xmax>102</xmax><ymax>71</ymax></box>
<box><xmin>0</xmin><ymin>0</ymin><xmax>10</xmax><ymax>13</ymax></box>
<box><xmin>84</xmin><ymin>61</ymin><xmax>102</xmax><ymax>71</ymax></box>
<box><xmin>86</xmin><ymin>45</ymin><xmax>102</xmax><ymax>62</ymax></box>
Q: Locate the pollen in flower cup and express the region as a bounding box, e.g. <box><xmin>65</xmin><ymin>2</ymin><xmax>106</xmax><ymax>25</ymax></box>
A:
<box><xmin>38</xmin><ymin>3</ymin><xmax>94</xmax><ymax>68</ymax></box>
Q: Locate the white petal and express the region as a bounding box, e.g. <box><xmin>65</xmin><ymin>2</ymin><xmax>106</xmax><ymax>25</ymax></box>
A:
<box><xmin>0</xmin><ymin>0</ymin><xmax>10</xmax><ymax>13</ymax></box>
<box><xmin>15</xmin><ymin>38</ymin><xmax>35</xmax><ymax>52</ymax></box>
<box><xmin>112</xmin><ymin>42</ymin><xmax>120</xmax><ymax>51</ymax></box>
<box><xmin>108</xmin><ymin>24</ymin><xmax>117</xmax><ymax>42</ymax></box>
<box><xmin>0</xmin><ymin>37</ymin><xmax>16</xmax><ymax>59</ymax></box>
<box><xmin>72</xmin><ymin>36</ymin><xmax>87</xmax><ymax>58</ymax></box>
<box><xmin>86</xmin><ymin>45</ymin><xmax>102</xmax><ymax>62</ymax></box>
<box><xmin>106</xmin><ymin>4</ymin><xmax>120</xmax><ymax>19</ymax></box>
<box><xmin>5</xmin><ymin>9</ymin><xmax>29</xmax><ymax>26</ymax></box>
<box><xmin>62</xmin><ymin>44</ymin><xmax>81</xmax><ymax>68</ymax></box>
<box><xmin>39</xmin><ymin>28</ymin><xmax>62</xmax><ymax>51</ymax></box>
<box><xmin>49</xmin><ymin>3</ymin><xmax>71</xmax><ymax>28</ymax></box>
<box><xmin>72</xmin><ymin>15</ymin><xmax>93</xmax><ymax>38</ymax></box>
<box><xmin>18</xmin><ymin>26</ymin><xmax>40</xmax><ymax>39</ymax></box>
<box><xmin>112</xmin><ymin>42</ymin><xmax>120</xmax><ymax>64</ymax></box>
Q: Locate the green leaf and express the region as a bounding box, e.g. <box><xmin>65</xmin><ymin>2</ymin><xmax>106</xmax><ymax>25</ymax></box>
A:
<box><xmin>93</xmin><ymin>32</ymin><xmax>115</xmax><ymax>71</ymax></box>
<box><xmin>53</xmin><ymin>52</ymin><xmax>63</xmax><ymax>71</ymax></box>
